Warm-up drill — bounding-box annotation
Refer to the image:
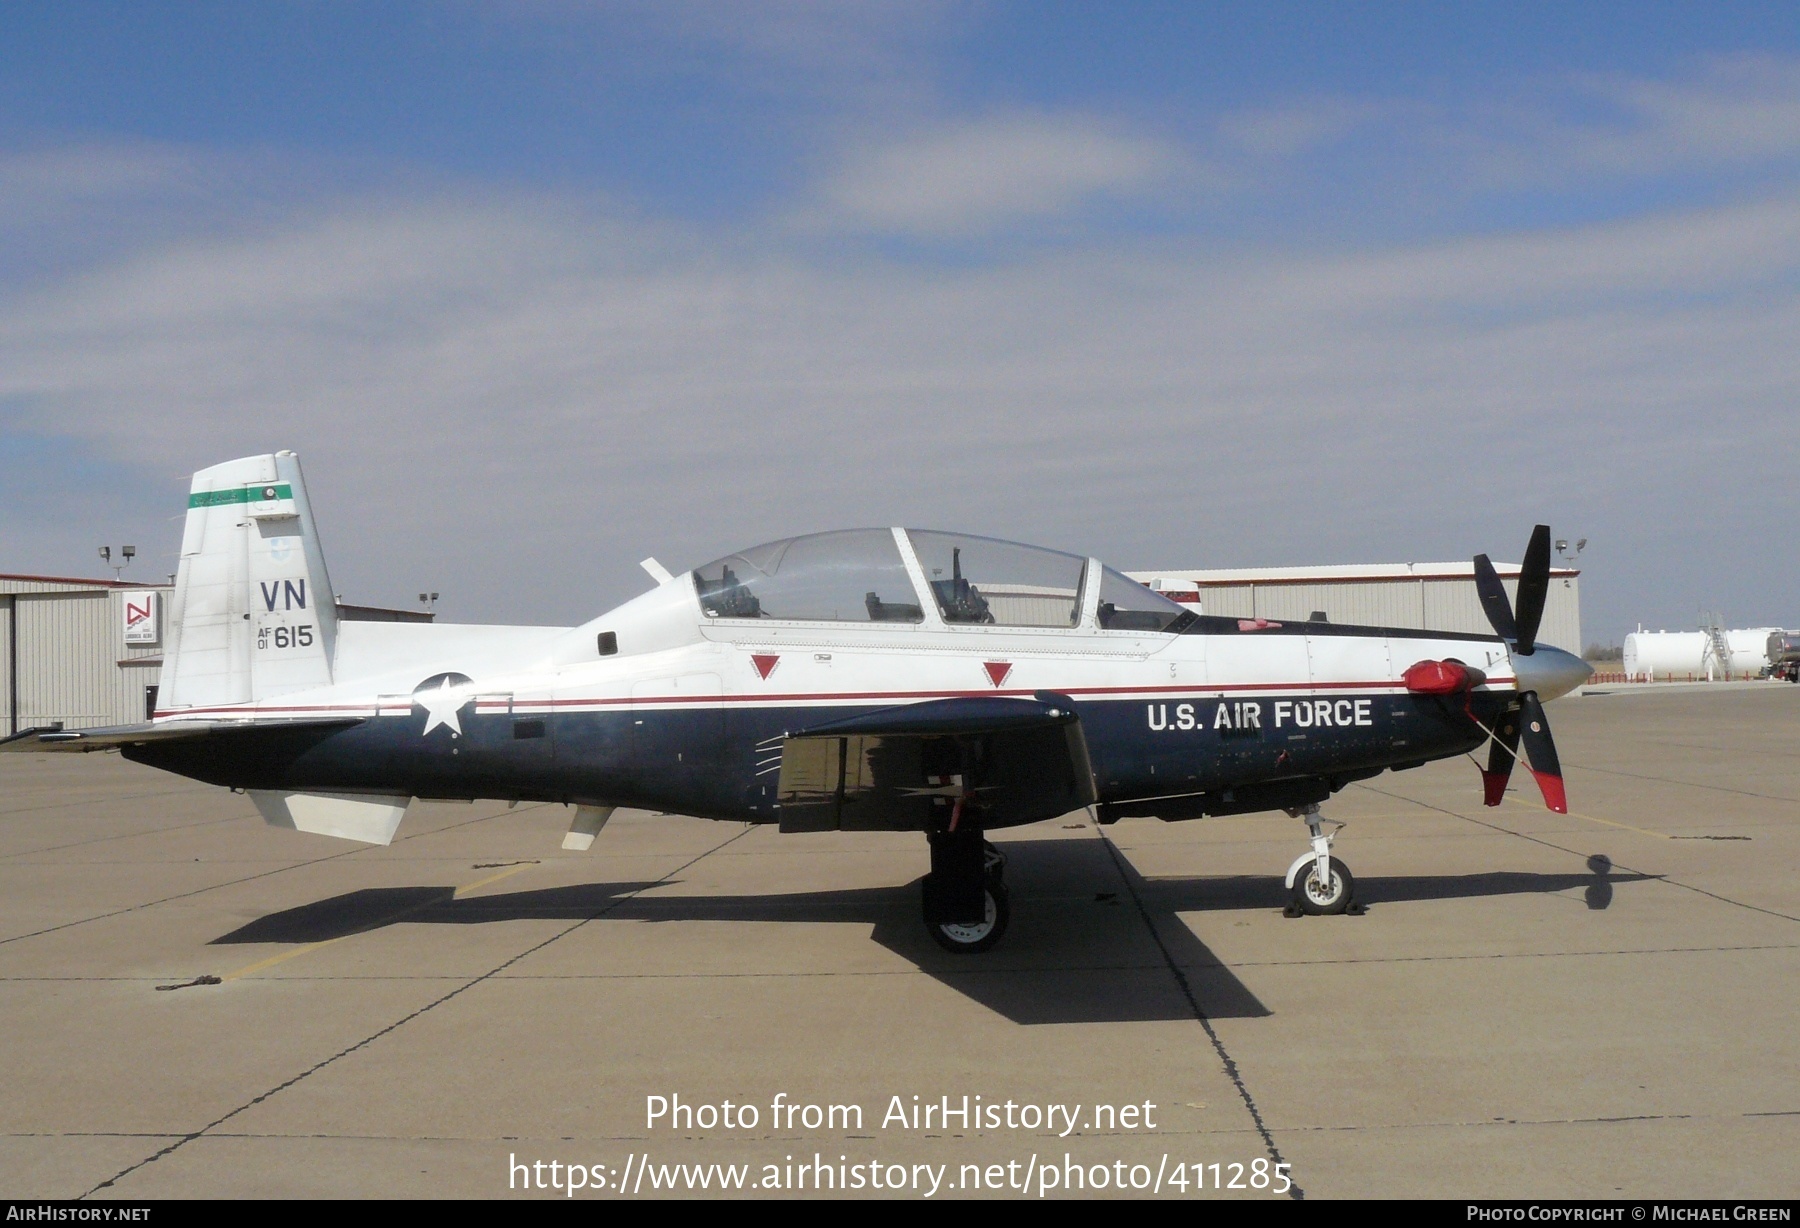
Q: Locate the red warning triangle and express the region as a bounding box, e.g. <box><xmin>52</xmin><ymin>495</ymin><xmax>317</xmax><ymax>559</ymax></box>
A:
<box><xmin>983</xmin><ymin>661</ymin><xmax>1012</xmax><ymax>687</ymax></box>
<box><xmin>751</xmin><ymin>654</ymin><xmax>780</xmax><ymax>680</ymax></box>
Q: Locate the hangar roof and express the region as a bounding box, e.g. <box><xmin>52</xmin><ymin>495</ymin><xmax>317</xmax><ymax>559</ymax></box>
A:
<box><xmin>0</xmin><ymin>573</ymin><xmax>173</xmax><ymax>595</ymax></box>
<box><xmin>1128</xmin><ymin>561</ymin><xmax>1580</xmax><ymax>587</ymax></box>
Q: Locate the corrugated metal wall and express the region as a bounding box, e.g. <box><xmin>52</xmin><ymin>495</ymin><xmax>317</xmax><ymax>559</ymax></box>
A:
<box><xmin>1</xmin><ymin>596</ymin><xmax>13</xmax><ymax>733</ymax></box>
<box><xmin>2</xmin><ymin>580</ymin><xmax>167</xmax><ymax>731</ymax></box>
<box><xmin>1188</xmin><ymin>576</ymin><xmax>1582</xmax><ymax>652</ymax></box>
<box><xmin>18</xmin><ymin>593</ymin><xmax>114</xmax><ymax>728</ymax></box>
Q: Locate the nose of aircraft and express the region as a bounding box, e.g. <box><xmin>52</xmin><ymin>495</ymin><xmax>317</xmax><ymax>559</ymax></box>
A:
<box><xmin>1511</xmin><ymin>645</ymin><xmax>1593</xmax><ymax>701</ymax></box>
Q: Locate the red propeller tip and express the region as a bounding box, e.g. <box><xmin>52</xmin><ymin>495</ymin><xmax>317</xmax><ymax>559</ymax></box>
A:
<box><xmin>1481</xmin><ymin>770</ymin><xmax>1508</xmax><ymax>807</ymax></box>
<box><xmin>1529</xmin><ymin>769</ymin><xmax>1568</xmax><ymax>814</ymax></box>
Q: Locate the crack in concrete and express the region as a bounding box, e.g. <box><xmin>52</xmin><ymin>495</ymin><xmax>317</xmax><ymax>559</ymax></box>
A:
<box><xmin>1356</xmin><ymin>783</ymin><xmax>1800</xmax><ymax>926</ymax></box>
<box><xmin>83</xmin><ymin>826</ymin><xmax>751</xmax><ymax>1198</ymax></box>
<box><xmin>0</xmin><ymin>803</ymin><xmax>555</xmax><ymax>949</ymax></box>
<box><xmin>1097</xmin><ymin>831</ymin><xmax>1304</xmax><ymax>1201</ymax></box>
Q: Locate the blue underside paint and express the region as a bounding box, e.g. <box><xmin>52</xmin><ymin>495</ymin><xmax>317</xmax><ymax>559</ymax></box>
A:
<box><xmin>124</xmin><ymin>690</ymin><xmax>1506</xmax><ymax>828</ymax></box>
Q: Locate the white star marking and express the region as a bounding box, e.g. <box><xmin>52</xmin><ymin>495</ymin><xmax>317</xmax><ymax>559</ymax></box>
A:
<box><xmin>417</xmin><ymin>677</ymin><xmax>474</xmax><ymax>737</ymax></box>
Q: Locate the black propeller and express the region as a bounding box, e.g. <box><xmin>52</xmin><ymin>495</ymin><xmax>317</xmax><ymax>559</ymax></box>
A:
<box><xmin>1472</xmin><ymin>524</ymin><xmax>1550</xmax><ymax>654</ymax></box>
<box><xmin>1473</xmin><ymin>525</ymin><xmax>1568</xmax><ymax>813</ymax></box>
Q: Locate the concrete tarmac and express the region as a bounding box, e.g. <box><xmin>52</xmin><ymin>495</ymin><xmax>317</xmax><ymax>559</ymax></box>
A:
<box><xmin>1</xmin><ymin>685</ymin><xmax>1796</xmax><ymax>1199</ymax></box>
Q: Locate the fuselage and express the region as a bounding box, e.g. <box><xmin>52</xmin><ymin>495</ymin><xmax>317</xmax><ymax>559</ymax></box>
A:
<box><xmin>128</xmin><ymin>571</ymin><xmax>1577</xmax><ymax>828</ymax></box>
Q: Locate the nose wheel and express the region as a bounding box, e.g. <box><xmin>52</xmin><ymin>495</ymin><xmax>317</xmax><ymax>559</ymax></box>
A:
<box><xmin>1283</xmin><ymin>804</ymin><xmax>1360</xmax><ymax>916</ymax></box>
<box><xmin>1292</xmin><ymin>855</ymin><xmax>1354</xmax><ymax>915</ymax></box>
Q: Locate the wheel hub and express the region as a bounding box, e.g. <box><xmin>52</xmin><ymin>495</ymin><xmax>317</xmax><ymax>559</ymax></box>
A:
<box><xmin>937</xmin><ymin>893</ymin><xmax>997</xmax><ymax>945</ymax></box>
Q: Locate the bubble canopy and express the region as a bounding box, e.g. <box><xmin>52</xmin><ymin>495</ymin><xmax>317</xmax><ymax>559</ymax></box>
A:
<box><xmin>690</xmin><ymin>529</ymin><xmax>1191</xmax><ymax>632</ymax></box>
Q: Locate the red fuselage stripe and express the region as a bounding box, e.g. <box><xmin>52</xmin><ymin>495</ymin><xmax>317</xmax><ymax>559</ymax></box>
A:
<box><xmin>153</xmin><ymin>676</ymin><xmax>1520</xmax><ymax>720</ymax></box>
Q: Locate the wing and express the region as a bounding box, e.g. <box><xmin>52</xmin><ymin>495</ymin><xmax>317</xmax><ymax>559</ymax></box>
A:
<box><xmin>775</xmin><ymin>694</ymin><xmax>1097</xmax><ymax>833</ymax></box>
<box><xmin>1</xmin><ymin>717</ymin><xmax>364</xmax><ymax>753</ymax></box>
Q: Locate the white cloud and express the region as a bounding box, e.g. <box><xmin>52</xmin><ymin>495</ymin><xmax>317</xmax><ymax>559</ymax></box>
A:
<box><xmin>0</xmin><ymin>145</ymin><xmax>197</xmax><ymax>205</ymax></box>
<box><xmin>820</xmin><ymin>112</ymin><xmax>1183</xmax><ymax>237</ymax></box>
<box><xmin>638</xmin><ymin>0</ymin><xmax>967</xmax><ymax>74</ymax></box>
<box><xmin>1217</xmin><ymin>98</ymin><xmax>1390</xmax><ymax>159</ymax></box>
<box><xmin>1194</xmin><ymin>57</ymin><xmax>1800</xmax><ymax>202</ymax></box>
<box><xmin>1573</xmin><ymin>54</ymin><xmax>1800</xmax><ymax>173</ymax></box>
<box><xmin>2</xmin><ymin>179</ymin><xmax>1797</xmax><ymax>636</ymax></box>
<box><xmin>1442</xmin><ymin>54</ymin><xmax>1800</xmax><ymax>192</ymax></box>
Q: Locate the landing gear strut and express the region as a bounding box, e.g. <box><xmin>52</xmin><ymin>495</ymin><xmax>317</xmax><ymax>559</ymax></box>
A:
<box><xmin>1283</xmin><ymin>804</ymin><xmax>1357</xmax><ymax>916</ymax></box>
<box><xmin>923</xmin><ymin>829</ymin><xmax>1010</xmax><ymax>954</ymax></box>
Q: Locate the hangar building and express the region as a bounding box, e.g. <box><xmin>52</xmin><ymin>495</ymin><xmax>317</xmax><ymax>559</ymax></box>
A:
<box><xmin>1127</xmin><ymin>561</ymin><xmax>1582</xmax><ymax>654</ymax></box>
<box><xmin>2</xmin><ymin>573</ymin><xmax>431</xmax><ymax>734</ymax></box>
<box><xmin>2</xmin><ymin>574</ymin><xmax>172</xmax><ymax>734</ymax></box>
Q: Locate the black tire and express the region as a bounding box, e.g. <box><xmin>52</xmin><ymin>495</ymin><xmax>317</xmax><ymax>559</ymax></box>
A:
<box><xmin>928</xmin><ymin>884</ymin><xmax>1010</xmax><ymax>954</ymax></box>
<box><xmin>983</xmin><ymin>841</ymin><xmax>1007</xmax><ymax>885</ymax></box>
<box><xmin>1291</xmin><ymin>856</ymin><xmax>1354</xmax><ymax>916</ymax></box>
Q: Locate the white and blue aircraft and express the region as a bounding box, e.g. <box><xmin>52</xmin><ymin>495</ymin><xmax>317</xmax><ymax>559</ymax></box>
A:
<box><xmin>3</xmin><ymin>452</ymin><xmax>1591</xmax><ymax>952</ymax></box>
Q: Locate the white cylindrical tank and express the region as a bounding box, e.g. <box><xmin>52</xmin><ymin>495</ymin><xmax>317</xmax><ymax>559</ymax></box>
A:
<box><xmin>1725</xmin><ymin>628</ymin><xmax>1780</xmax><ymax>676</ymax></box>
<box><xmin>1623</xmin><ymin>628</ymin><xmax>1786</xmax><ymax>680</ymax></box>
<box><xmin>1623</xmin><ymin>631</ymin><xmax>1709</xmax><ymax>681</ymax></box>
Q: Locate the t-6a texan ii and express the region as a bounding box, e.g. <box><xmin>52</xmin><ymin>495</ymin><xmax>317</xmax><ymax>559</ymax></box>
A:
<box><xmin>4</xmin><ymin>452</ymin><xmax>1591</xmax><ymax>953</ymax></box>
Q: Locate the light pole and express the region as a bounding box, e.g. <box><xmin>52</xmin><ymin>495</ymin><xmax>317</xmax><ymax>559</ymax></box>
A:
<box><xmin>97</xmin><ymin>545</ymin><xmax>136</xmax><ymax>581</ymax></box>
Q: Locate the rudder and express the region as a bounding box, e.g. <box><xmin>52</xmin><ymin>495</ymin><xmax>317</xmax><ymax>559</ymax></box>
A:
<box><xmin>159</xmin><ymin>451</ymin><xmax>340</xmax><ymax>712</ymax></box>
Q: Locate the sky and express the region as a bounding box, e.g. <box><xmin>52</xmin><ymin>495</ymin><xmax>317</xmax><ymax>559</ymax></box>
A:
<box><xmin>2</xmin><ymin>2</ymin><xmax>1798</xmax><ymax>646</ymax></box>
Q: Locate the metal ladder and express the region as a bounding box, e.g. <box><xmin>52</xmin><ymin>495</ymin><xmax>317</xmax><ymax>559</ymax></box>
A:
<box><xmin>1703</xmin><ymin>613</ymin><xmax>1732</xmax><ymax>680</ymax></box>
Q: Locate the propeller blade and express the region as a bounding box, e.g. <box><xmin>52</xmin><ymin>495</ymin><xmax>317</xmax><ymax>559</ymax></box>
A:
<box><xmin>1472</xmin><ymin>553</ymin><xmax>1518</xmax><ymax>643</ymax></box>
<box><xmin>1512</xmin><ymin>524</ymin><xmax>1552</xmax><ymax>655</ymax></box>
<box><xmin>1482</xmin><ymin>705</ymin><xmax>1521</xmax><ymax>806</ymax></box>
<box><xmin>1517</xmin><ymin>691</ymin><xmax>1566</xmax><ymax>813</ymax></box>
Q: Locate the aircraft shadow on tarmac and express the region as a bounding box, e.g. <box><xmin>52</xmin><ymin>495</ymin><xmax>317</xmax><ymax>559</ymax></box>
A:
<box><xmin>211</xmin><ymin>840</ymin><xmax>1650</xmax><ymax>1027</ymax></box>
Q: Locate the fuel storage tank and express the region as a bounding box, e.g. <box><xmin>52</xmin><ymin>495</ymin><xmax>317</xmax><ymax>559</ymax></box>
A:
<box><xmin>1623</xmin><ymin>631</ymin><xmax>1709</xmax><ymax>680</ymax></box>
<box><xmin>1623</xmin><ymin>628</ymin><xmax>1783</xmax><ymax>680</ymax></box>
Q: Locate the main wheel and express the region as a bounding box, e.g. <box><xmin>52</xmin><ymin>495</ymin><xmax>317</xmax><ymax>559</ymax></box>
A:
<box><xmin>1291</xmin><ymin>856</ymin><xmax>1354</xmax><ymax>916</ymax></box>
<box><xmin>928</xmin><ymin>884</ymin><xmax>1010</xmax><ymax>954</ymax></box>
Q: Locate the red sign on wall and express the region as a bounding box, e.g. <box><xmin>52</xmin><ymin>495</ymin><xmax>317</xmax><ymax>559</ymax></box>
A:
<box><xmin>123</xmin><ymin>591</ymin><xmax>160</xmax><ymax>645</ymax></box>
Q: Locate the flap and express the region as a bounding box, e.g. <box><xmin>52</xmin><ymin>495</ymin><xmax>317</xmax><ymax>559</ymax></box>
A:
<box><xmin>778</xmin><ymin>695</ymin><xmax>1096</xmax><ymax>834</ymax></box>
<box><xmin>792</xmin><ymin>693</ymin><xmax>1079</xmax><ymax>739</ymax></box>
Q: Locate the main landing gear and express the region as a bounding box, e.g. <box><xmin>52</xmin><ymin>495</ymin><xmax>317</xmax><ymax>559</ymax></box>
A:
<box><xmin>922</xmin><ymin>827</ymin><xmax>1010</xmax><ymax>954</ymax></box>
<box><xmin>1283</xmin><ymin>804</ymin><xmax>1360</xmax><ymax>917</ymax></box>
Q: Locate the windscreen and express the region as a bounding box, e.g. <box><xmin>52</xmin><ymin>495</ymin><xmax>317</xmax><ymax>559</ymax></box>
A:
<box><xmin>1096</xmin><ymin>566</ymin><xmax>1193</xmax><ymax>633</ymax></box>
<box><xmin>1094</xmin><ymin>565</ymin><xmax>1195</xmax><ymax>630</ymax></box>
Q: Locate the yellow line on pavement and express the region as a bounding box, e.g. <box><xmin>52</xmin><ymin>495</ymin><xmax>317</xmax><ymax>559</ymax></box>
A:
<box><xmin>220</xmin><ymin>934</ymin><xmax>354</xmax><ymax>981</ymax></box>
<box><xmin>453</xmin><ymin>861</ymin><xmax>537</xmax><ymax>897</ymax></box>
<box><xmin>219</xmin><ymin>861</ymin><xmax>542</xmax><ymax>982</ymax></box>
<box><xmin>1501</xmin><ymin>793</ymin><xmax>1670</xmax><ymax>839</ymax></box>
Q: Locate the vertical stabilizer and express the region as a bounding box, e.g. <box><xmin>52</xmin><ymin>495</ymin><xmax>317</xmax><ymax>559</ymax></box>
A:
<box><xmin>159</xmin><ymin>452</ymin><xmax>339</xmax><ymax>711</ymax></box>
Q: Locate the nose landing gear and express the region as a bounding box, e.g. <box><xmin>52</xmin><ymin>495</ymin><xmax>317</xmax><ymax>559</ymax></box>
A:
<box><xmin>1283</xmin><ymin>804</ymin><xmax>1359</xmax><ymax>916</ymax></box>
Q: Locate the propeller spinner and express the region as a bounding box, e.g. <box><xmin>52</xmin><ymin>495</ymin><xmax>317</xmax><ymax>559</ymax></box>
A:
<box><xmin>1471</xmin><ymin>525</ymin><xmax>1590</xmax><ymax>813</ymax></box>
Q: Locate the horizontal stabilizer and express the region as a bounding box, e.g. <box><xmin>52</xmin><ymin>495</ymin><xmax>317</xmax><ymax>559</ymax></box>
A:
<box><xmin>1</xmin><ymin>717</ymin><xmax>363</xmax><ymax>753</ymax></box>
<box><xmin>562</xmin><ymin>805</ymin><xmax>615</xmax><ymax>851</ymax></box>
<box><xmin>250</xmin><ymin>790</ymin><xmax>410</xmax><ymax>845</ymax></box>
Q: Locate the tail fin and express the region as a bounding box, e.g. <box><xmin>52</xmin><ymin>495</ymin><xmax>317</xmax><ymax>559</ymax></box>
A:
<box><xmin>158</xmin><ymin>452</ymin><xmax>339</xmax><ymax>712</ymax></box>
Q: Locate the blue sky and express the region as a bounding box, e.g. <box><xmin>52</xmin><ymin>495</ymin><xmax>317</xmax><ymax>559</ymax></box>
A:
<box><xmin>3</xmin><ymin>3</ymin><xmax>1799</xmax><ymax>642</ymax></box>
